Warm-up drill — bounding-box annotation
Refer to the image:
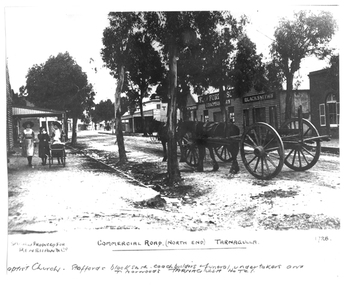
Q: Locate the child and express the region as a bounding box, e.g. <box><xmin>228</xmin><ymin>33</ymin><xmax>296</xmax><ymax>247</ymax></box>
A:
<box><xmin>38</xmin><ymin>127</ymin><xmax>50</xmax><ymax>165</ymax></box>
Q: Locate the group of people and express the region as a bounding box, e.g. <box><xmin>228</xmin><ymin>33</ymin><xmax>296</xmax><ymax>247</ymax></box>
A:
<box><xmin>21</xmin><ymin>121</ymin><xmax>65</xmax><ymax>167</ymax></box>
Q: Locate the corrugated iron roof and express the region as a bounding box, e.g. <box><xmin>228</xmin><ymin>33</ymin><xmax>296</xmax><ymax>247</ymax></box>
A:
<box><xmin>12</xmin><ymin>106</ymin><xmax>65</xmax><ymax>117</ymax></box>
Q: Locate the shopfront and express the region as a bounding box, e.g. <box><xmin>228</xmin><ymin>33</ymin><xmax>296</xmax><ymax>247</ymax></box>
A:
<box><xmin>196</xmin><ymin>90</ymin><xmax>281</xmax><ymax>133</ymax></box>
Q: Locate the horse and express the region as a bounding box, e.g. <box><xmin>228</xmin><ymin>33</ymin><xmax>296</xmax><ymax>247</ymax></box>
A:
<box><xmin>177</xmin><ymin>120</ymin><xmax>240</xmax><ymax>174</ymax></box>
<box><xmin>147</xmin><ymin>119</ymin><xmax>169</xmax><ymax>161</ymax></box>
<box><xmin>147</xmin><ymin>119</ymin><xmax>187</xmax><ymax>162</ymax></box>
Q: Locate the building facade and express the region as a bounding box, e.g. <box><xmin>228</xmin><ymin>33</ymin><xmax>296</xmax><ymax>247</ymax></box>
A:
<box><xmin>121</xmin><ymin>99</ymin><xmax>168</xmax><ymax>133</ymax></box>
<box><xmin>309</xmin><ymin>68</ymin><xmax>339</xmax><ymax>138</ymax></box>
<box><xmin>196</xmin><ymin>89</ymin><xmax>282</xmax><ymax>133</ymax></box>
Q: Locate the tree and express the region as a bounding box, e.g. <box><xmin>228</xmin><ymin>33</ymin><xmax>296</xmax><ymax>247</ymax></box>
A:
<box><xmin>95</xmin><ymin>99</ymin><xmax>115</xmax><ymax>123</ymax></box>
<box><xmin>101</xmin><ymin>12</ymin><xmax>142</xmax><ymax>165</ymax></box>
<box><xmin>270</xmin><ymin>10</ymin><xmax>337</xmax><ymax>120</ymax></box>
<box><xmin>233</xmin><ymin>35</ymin><xmax>266</xmax><ymax>96</ymax></box>
<box><xmin>125</xmin><ymin>32</ymin><xmax>165</xmax><ymax>136</ymax></box>
<box><xmin>25</xmin><ymin>52</ymin><xmax>95</xmax><ymax>145</ymax></box>
<box><xmin>145</xmin><ymin>11</ymin><xmax>241</xmax><ymax>185</ymax></box>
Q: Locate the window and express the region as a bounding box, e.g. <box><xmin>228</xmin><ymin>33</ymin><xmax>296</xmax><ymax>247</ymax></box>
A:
<box><xmin>156</xmin><ymin>104</ymin><xmax>161</xmax><ymax>109</ymax></box>
<box><xmin>228</xmin><ymin>106</ymin><xmax>235</xmax><ymax>123</ymax></box>
<box><xmin>269</xmin><ymin>106</ymin><xmax>278</xmax><ymax>129</ymax></box>
<box><xmin>326</xmin><ymin>94</ymin><xmax>339</xmax><ymax>126</ymax></box>
<box><xmin>203</xmin><ymin>110</ymin><xmax>209</xmax><ymax>122</ymax></box>
<box><xmin>252</xmin><ymin>107</ymin><xmax>266</xmax><ymax>123</ymax></box>
<box><xmin>319</xmin><ymin>103</ymin><xmax>326</xmax><ymax>126</ymax></box>
<box><xmin>243</xmin><ymin>109</ymin><xmax>250</xmax><ymax>127</ymax></box>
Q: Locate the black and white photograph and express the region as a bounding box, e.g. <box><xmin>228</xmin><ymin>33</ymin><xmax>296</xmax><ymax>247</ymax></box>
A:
<box><xmin>2</xmin><ymin>1</ymin><xmax>345</xmax><ymax>284</ymax></box>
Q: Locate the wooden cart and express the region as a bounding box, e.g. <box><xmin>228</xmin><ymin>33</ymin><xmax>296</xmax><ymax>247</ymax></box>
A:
<box><xmin>182</xmin><ymin>106</ymin><xmax>329</xmax><ymax>180</ymax></box>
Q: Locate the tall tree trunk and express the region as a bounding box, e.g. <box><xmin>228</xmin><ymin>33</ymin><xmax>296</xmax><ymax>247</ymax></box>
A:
<box><xmin>285</xmin><ymin>73</ymin><xmax>294</xmax><ymax>121</ymax></box>
<box><xmin>71</xmin><ymin>116</ymin><xmax>78</xmax><ymax>146</ymax></box>
<box><xmin>167</xmin><ymin>42</ymin><xmax>181</xmax><ymax>186</ymax></box>
<box><xmin>219</xmin><ymin>84</ymin><xmax>228</xmax><ymax>123</ymax></box>
<box><xmin>139</xmin><ymin>98</ymin><xmax>147</xmax><ymax>136</ymax></box>
<box><xmin>115</xmin><ymin>66</ymin><xmax>127</xmax><ymax>165</ymax></box>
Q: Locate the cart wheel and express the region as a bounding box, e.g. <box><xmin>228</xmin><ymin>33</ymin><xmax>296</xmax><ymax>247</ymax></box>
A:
<box><xmin>280</xmin><ymin>118</ymin><xmax>321</xmax><ymax>171</ymax></box>
<box><xmin>180</xmin><ymin>131</ymin><xmax>198</xmax><ymax>166</ymax></box>
<box><xmin>214</xmin><ymin>145</ymin><xmax>233</xmax><ymax>162</ymax></box>
<box><xmin>181</xmin><ymin>131</ymin><xmax>199</xmax><ymax>167</ymax></box>
<box><xmin>240</xmin><ymin>122</ymin><xmax>284</xmax><ymax>180</ymax></box>
<box><xmin>185</xmin><ymin>142</ymin><xmax>199</xmax><ymax>167</ymax></box>
<box><xmin>62</xmin><ymin>150</ymin><xmax>66</xmax><ymax>167</ymax></box>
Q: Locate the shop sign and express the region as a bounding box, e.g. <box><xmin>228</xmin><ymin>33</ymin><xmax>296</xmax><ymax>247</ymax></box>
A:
<box><xmin>198</xmin><ymin>91</ymin><xmax>233</xmax><ymax>108</ymax></box>
<box><xmin>187</xmin><ymin>105</ymin><xmax>198</xmax><ymax>111</ymax></box>
<box><xmin>242</xmin><ymin>92</ymin><xmax>275</xmax><ymax>103</ymax></box>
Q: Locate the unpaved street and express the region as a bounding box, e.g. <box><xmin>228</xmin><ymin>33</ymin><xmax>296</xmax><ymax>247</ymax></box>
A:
<box><xmin>8</xmin><ymin>130</ymin><xmax>340</xmax><ymax>233</ymax></box>
<box><xmin>76</xmin><ymin>130</ymin><xmax>341</xmax><ymax>230</ymax></box>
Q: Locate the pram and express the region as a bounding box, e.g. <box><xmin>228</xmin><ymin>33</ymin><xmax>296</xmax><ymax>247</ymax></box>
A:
<box><xmin>48</xmin><ymin>143</ymin><xmax>66</xmax><ymax>167</ymax></box>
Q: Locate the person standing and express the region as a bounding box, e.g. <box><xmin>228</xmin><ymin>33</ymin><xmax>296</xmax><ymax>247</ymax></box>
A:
<box><xmin>21</xmin><ymin>121</ymin><xmax>35</xmax><ymax>167</ymax></box>
<box><xmin>38</xmin><ymin>127</ymin><xmax>50</xmax><ymax>165</ymax></box>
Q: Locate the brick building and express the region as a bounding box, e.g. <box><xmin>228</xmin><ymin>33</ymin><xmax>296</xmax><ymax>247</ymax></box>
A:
<box><xmin>309</xmin><ymin>68</ymin><xmax>339</xmax><ymax>138</ymax></box>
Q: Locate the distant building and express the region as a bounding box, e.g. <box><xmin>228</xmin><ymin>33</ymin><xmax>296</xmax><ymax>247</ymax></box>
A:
<box><xmin>11</xmin><ymin>105</ymin><xmax>66</xmax><ymax>145</ymax></box>
<box><xmin>121</xmin><ymin>99</ymin><xmax>168</xmax><ymax>133</ymax></box>
<box><xmin>185</xmin><ymin>93</ymin><xmax>199</xmax><ymax>121</ymax></box>
<box><xmin>309</xmin><ymin>68</ymin><xmax>339</xmax><ymax>138</ymax></box>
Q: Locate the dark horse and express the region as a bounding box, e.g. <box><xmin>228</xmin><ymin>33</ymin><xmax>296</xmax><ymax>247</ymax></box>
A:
<box><xmin>147</xmin><ymin>119</ymin><xmax>169</xmax><ymax>161</ymax></box>
<box><xmin>147</xmin><ymin>118</ymin><xmax>186</xmax><ymax>162</ymax></box>
<box><xmin>178</xmin><ymin>121</ymin><xmax>240</xmax><ymax>174</ymax></box>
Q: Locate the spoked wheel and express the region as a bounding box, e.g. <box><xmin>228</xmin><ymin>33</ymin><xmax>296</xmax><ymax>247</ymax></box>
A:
<box><xmin>214</xmin><ymin>144</ymin><xmax>232</xmax><ymax>162</ymax></box>
<box><xmin>61</xmin><ymin>150</ymin><xmax>66</xmax><ymax>167</ymax></box>
<box><xmin>184</xmin><ymin>143</ymin><xmax>199</xmax><ymax>167</ymax></box>
<box><xmin>240</xmin><ymin>122</ymin><xmax>284</xmax><ymax>180</ymax></box>
<box><xmin>181</xmin><ymin>131</ymin><xmax>199</xmax><ymax>167</ymax></box>
<box><xmin>280</xmin><ymin>118</ymin><xmax>321</xmax><ymax>171</ymax></box>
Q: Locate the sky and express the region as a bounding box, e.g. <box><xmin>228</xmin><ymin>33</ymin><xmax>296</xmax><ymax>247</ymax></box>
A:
<box><xmin>3</xmin><ymin>2</ymin><xmax>342</xmax><ymax>104</ymax></box>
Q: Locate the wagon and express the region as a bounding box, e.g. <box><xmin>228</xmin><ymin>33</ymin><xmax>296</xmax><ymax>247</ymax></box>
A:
<box><xmin>182</xmin><ymin>106</ymin><xmax>330</xmax><ymax>180</ymax></box>
<box><xmin>48</xmin><ymin>143</ymin><xmax>66</xmax><ymax>167</ymax></box>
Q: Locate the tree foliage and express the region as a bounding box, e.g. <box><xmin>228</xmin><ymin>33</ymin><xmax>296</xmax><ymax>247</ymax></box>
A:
<box><xmin>125</xmin><ymin>31</ymin><xmax>166</xmax><ymax>135</ymax></box>
<box><xmin>25</xmin><ymin>52</ymin><xmax>95</xmax><ymax>144</ymax></box>
<box><xmin>101</xmin><ymin>12</ymin><xmax>143</xmax><ymax>164</ymax></box>
<box><xmin>270</xmin><ymin>10</ymin><xmax>337</xmax><ymax>119</ymax></box>
<box><xmin>93</xmin><ymin>99</ymin><xmax>115</xmax><ymax>123</ymax></box>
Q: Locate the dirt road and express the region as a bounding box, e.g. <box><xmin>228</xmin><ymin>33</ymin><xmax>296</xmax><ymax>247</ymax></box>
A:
<box><xmin>73</xmin><ymin>130</ymin><xmax>341</xmax><ymax>231</ymax></box>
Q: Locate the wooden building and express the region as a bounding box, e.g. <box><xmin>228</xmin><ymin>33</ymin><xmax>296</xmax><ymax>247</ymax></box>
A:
<box><xmin>196</xmin><ymin>89</ymin><xmax>282</xmax><ymax>133</ymax></box>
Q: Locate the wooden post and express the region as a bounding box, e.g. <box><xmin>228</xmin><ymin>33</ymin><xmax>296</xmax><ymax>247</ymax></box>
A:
<box><xmin>298</xmin><ymin>105</ymin><xmax>303</xmax><ymax>140</ymax></box>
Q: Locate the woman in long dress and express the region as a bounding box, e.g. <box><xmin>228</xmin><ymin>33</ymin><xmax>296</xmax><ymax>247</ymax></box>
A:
<box><xmin>21</xmin><ymin>121</ymin><xmax>35</xmax><ymax>167</ymax></box>
<box><xmin>38</xmin><ymin>127</ymin><xmax>50</xmax><ymax>165</ymax></box>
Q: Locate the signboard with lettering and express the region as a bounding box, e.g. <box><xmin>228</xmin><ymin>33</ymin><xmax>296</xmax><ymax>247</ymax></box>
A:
<box><xmin>187</xmin><ymin>105</ymin><xmax>197</xmax><ymax>111</ymax></box>
<box><xmin>198</xmin><ymin>91</ymin><xmax>233</xmax><ymax>108</ymax></box>
<box><xmin>242</xmin><ymin>93</ymin><xmax>275</xmax><ymax>104</ymax></box>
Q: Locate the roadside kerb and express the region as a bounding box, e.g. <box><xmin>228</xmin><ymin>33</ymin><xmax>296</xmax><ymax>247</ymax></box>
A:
<box><xmin>66</xmin><ymin>144</ymin><xmax>154</xmax><ymax>189</ymax></box>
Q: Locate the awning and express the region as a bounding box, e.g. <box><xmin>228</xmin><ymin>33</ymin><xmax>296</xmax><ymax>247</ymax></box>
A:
<box><xmin>122</xmin><ymin>109</ymin><xmax>154</xmax><ymax>120</ymax></box>
<box><xmin>12</xmin><ymin>106</ymin><xmax>65</xmax><ymax>118</ymax></box>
